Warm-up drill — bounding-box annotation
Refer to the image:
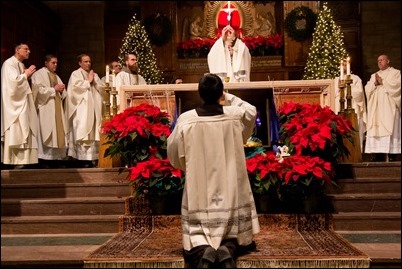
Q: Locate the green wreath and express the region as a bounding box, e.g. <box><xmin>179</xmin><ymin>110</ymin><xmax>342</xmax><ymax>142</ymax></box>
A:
<box><xmin>143</xmin><ymin>13</ymin><xmax>173</xmax><ymax>47</ymax></box>
<box><xmin>285</xmin><ymin>6</ymin><xmax>317</xmax><ymax>42</ymax></box>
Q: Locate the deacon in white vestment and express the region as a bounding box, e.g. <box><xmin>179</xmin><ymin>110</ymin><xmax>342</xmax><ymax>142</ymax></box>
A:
<box><xmin>167</xmin><ymin>74</ymin><xmax>259</xmax><ymax>268</ymax></box>
<box><xmin>65</xmin><ymin>54</ymin><xmax>103</xmax><ymax>161</ymax></box>
<box><xmin>31</xmin><ymin>55</ymin><xmax>68</xmax><ymax>160</ymax></box>
<box><xmin>115</xmin><ymin>53</ymin><xmax>146</xmax><ymax>114</ymax></box>
<box><xmin>1</xmin><ymin>43</ymin><xmax>38</xmax><ymax>165</ymax></box>
<box><xmin>207</xmin><ymin>25</ymin><xmax>251</xmax><ymax>83</ymax></box>
<box><xmin>364</xmin><ymin>55</ymin><xmax>401</xmax><ymax>156</ymax></box>
<box><xmin>334</xmin><ymin>71</ymin><xmax>367</xmax><ymax>152</ymax></box>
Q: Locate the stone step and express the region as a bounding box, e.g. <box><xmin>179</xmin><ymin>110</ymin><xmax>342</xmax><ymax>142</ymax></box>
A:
<box><xmin>1</xmin><ymin>168</ymin><xmax>128</xmax><ymax>184</ymax></box>
<box><xmin>1</xmin><ymin>215</ymin><xmax>121</xmax><ymax>234</ymax></box>
<box><xmin>1</xmin><ymin>182</ymin><xmax>131</xmax><ymax>199</ymax></box>
<box><xmin>326</xmin><ymin>177</ymin><xmax>401</xmax><ymax>194</ymax></box>
<box><xmin>333</xmin><ymin>212</ymin><xmax>401</xmax><ymax>231</ymax></box>
<box><xmin>1</xmin><ymin>197</ymin><xmax>127</xmax><ymax>216</ymax></box>
<box><xmin>1</xmin><ymin>232</ymin><xmax>400</xmax><ymax>268</ymax></box>
<box><xmin>329</xmin><ymin>193</ymin><xmax>401</xmax><ymax>212</ymax></box>
<box><xmin>2</xmin><ymin>211</ymin><xmax>400</xmax><ymax>235</ymax></box>
<box><xmin>336</xmin><ymin>162</ymin><xmax>401</xmax><ymax>179</ymax></box>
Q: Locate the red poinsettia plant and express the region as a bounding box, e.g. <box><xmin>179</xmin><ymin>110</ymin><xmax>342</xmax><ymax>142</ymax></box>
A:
<box><xmin>127</xmin><ymin>156</ymin><xmax>184</xmax><ymax>197</ymax></box>
<box><xmin>177</xmin><ymin>38</ymin><xmax>216</xmax><ymax>58</ymax></box>
<box><xmin>246</xmin><ymin>150</ymin><xmax>335</xmax><ymax>196</ymax></box>
<box><xmin>177</xmin><ymin>34</ymin><xmax>284</xmax><ymax>58</ymax></box>
<box><xmin>101</xmin><ymin>103</ymin><xmax>185</xmax><ymax>197</ymax></box>
<box><xmin>242</xmin><ymin>33</ymin><xmax>284</xmax><ymax>51</ymax></box>
<box><xmin>277</xmin><ymin>102</ymin><xmax>355</xmax><ymax>163</ymax></box>
<box><xmin>246</xmin><ymin>151</ymin><xmax>283</xmax><ymax>194</ymax></box>
<box><xmin>101</xmin><ymin>103</ymin><xmax>171</xmax><ymax>167</ymax></box>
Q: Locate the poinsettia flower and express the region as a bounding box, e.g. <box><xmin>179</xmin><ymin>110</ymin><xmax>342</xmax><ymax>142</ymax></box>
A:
<box><xmin>102</xmin><ymin>103</ymin><xmax>185</xmax><ymax>198</ymax></box>
<box><xmin>278</xmin><ymin>102</ymin><xmax>355</xmax><ymax>163</ymax></box>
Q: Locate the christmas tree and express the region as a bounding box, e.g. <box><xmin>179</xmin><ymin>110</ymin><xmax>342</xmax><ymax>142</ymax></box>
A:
<box><xmin>119</xmin><ymin>14</ymin><xmax>164</xmax><ymax>84</ymax></box>
<box><xmin>303</xmin><ymin>2</ymin><xmax>347</xmax><ymax>80</ymax></box>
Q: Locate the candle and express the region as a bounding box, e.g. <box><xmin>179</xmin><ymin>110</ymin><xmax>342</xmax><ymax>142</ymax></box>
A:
<box><xmin>340</xmin><ymin>61</ymin><xmax>344</xmax><ymax>80</ymax></box>
<box><xmin>105</xmin><ymin>65</ymin><xmax>109</xmax><ymax>83</ymax></box>
<box><xmin>112</xmin><ymin>70</ymin><xmax>116</xmax><ymax>88</ymax></box>
<box><xmin>346</xmin><ymin>57</ymin><xmax>351</xmax><ymax>75</ymax></box>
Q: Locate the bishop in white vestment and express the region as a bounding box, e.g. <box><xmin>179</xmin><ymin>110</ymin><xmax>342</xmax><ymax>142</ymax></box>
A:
<box><xmin>207</xmin><ymin>25</ymin><xmax>251</xmax><ymax>83</ymax></box>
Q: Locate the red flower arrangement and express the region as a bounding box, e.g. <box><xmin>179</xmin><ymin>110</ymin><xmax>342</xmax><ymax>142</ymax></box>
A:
<box><xmin>245</xmin><ymin>102</ymin><xmax>354</xmax><ymax>213</ymax></box>
<box><xmin>101</xmin><ymin>103</ymin><xmax>185</xmax><ymax>197</ymax></box>
<box><xmin>246</xmin><ymin>151</ymin><xmax>334</xmax><ymax>195</ymax></box>
<box><xmin>102</xmin><ymin>103</ymin><xmax>171</xmax><ymax>167</ymax></box>
<box><xmin>176</xmin><ymin>38</ymin><xmax>216</xmax><ymax>58</ymax></box>
<box><xmin>246</xmin><ymin>151</ymin><xmax>282</xmax><ymax>194</ymax></box>
<box><xmin>176</xmin><ymin>34</ymin><xmax>284</xmax><ymax>58</ymax></box>
<box><xmin>242</xmin><ymin>33</ymin><xmax>284</xmax><ymax>51</ymax></box>
<box><xmin>127</xmin><ymin>156</ymin><xmax>184</xmax><ymax>197</ymax></box>
<box><xmin>278</xmin><ymin>102</ymin><xmax>355</xmax><ymax>163</ymax></box>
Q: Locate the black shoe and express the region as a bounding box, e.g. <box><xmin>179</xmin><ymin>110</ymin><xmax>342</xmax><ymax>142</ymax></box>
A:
<box><xmin>217</xmin><ymin>245</ymin><xmax>236</xmax><ymax>268</ymax></box>
<box><xmin>197</xmin><ymin>246</ymin><xmax>217</xmax><ymax>268</ymax></box>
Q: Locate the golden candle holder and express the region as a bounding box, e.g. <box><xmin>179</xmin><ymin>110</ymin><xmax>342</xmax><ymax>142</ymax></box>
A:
<box><xmin>103</xmin><ymin>82</ymin><xmax>111</xmax><ymax>122</ymax></box>
<box><xmin>110</xmin><ymin>87</ymin><xmax>118</xmax><ymax>116</ymax></box>
<box><xmin>344</xmin><ymin>74</ymin><xmax>354</xmax><ymax>113</ymax></box>
<box><xmin>338</xmin><ymin>78</ymin><xmax>346</xmax><ymax>114</ymax></box>
<box><xmin>339</xmin><ymin>74</ymin><xmax>362</xmax><ymax>163</ymax></box>
<box><xmin>99</xmin><ymin>83</ymin><xmax>121</xmax><ymax>168</ymax></box>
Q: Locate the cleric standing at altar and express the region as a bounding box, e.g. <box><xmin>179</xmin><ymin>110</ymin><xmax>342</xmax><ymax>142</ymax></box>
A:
<box><xmin>207</xmin><ymin>25</ymin><xmax>251</xmax><ymax>83</ymax></box>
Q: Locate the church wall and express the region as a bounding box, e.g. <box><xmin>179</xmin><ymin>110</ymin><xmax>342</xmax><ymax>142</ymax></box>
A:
<box><xmin>1</xmin><ymin>1</ymin><xmax>400</xmax><ymax>86</ymax></box>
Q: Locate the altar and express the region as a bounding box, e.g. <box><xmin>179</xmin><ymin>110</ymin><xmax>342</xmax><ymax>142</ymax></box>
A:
<box><xmin>117</xmin><ymin>79</ymin><xmax>334</xmax><ymax>148</ymax></box>
<box><xmin>119</xmin><ymin>79</ymin><xmax>335</xmax><ymax>113</ymax></box>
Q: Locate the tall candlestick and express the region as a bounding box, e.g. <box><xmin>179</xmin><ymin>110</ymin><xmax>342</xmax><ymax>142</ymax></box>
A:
<box><xmin>340</xmin><ymin>62</ymin><xmax>344</xmax><ymax>80</ymax></box>
<box><xmin>346</xmin><ymin>57</ymin><xmax>351</xmax><ymax>75</ymax></box>
<box><xmin>105</xmin><ymin>65</ymin><xmax>109</xmax><ymax>83</ymax></box>
<box><xmin>112</xmin><ymin>70</ymin><xmax>116</xmax><ymax>88</ymax></box>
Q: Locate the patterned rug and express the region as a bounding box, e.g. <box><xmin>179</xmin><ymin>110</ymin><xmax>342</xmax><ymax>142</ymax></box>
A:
<box><xmin>84</xmin><ymin>214</ymin><xmax>370</xmax><ymax>268</ymax></box>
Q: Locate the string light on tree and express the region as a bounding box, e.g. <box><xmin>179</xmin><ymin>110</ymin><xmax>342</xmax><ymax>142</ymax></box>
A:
<box><xmin>118</xmin><ymin>14</ymin><xmax>163</xmax><ymax>84</ymax></box>
<box><xmin>303</xmin><ymin>2</ymin><xmax>347</xmax><ymax>80</ymax></box>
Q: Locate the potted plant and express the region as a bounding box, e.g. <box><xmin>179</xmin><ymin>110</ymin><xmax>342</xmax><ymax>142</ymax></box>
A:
<box><xmin>246</xmin><ymin>149</ymin><xmax>335</xmax><ymax>214</ymax></box>
<box><xmin>277</xmin><ymin>154</ymin><xmax>335</xmax><ymax>213</ymax></box>
<box><xmin>277</xmin><ymin>102</ymin><xmax>355</xmax><ymax>164</ymax></box>
<box><xmin>245</xmin><ymin>102</ymin><xmax>354</xmax><ymax>214</ymax></box>
<box><xmin>101</xmin><ymin>103</ymin><xmax>185</xmax><ymax>214</ymax></box>
<box><xmin>127</xmin><ymin>156</ymin><xmax>184</xmax><ymax>214</ymax></box>
<box><xmin>246</xmin><ymin>151</ymin><xmax>283</xmax><ymax>213</ymax></box>
<box><xmin>101</xmin><ymin>103</ymin><xmax>172</xmax><ymax>167</ymax></box>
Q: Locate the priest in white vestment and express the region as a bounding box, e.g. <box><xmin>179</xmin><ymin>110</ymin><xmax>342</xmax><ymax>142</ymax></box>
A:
<box><xmin>334</xmin><ymin>67</ymin><xmax>367</xmax><ymax>152</ymax></box>
<box><xmin>167</xmin><ymin>74</ymin><xmax>260</xmax><ymax>268</ymax></box>
<box><xmin>65</xmin><ymin>54</ymin><xmax>103</xmax><ymax>162</ymax></box>
<box><xmin>115</xmin><ymin>53</ymin><xmax>146</xmax><ymax>114</ymax></box>
<box><xmin>364</xmin><ymin>55</ymin><xmax>401</xmax><ymax>159</ymax></box>
<box><xmin>207</xmin><ymin>25</ymin><xmax>251</xmax><ymax>83</ymax></box>
<box><xmin>1</xmin><ymin>43</ymin><xmax>38</xmax><ymax>166</ymax></box>
<box><xmin>31</xmin><ymin>55</ymin><xmax>68</xmax><ymax>161</ymax></box>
